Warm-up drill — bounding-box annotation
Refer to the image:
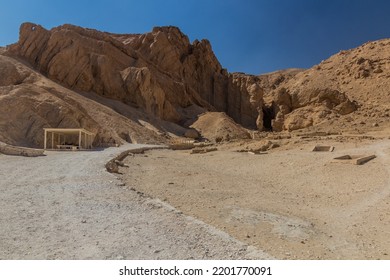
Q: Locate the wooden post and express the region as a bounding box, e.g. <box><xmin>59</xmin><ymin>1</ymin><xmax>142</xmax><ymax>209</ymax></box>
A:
<box><xmin>78</xmin><ymin>130</ymin><xmax>81</xmax><ymax>149</ymax></box>
<box><xmin>51</xmin><ymin>132</ymin><xmax>54</xmax><ymax>149</ymax></box>
<box><xmin>44</xmin><ymin>130</ymin><xmax>47</xmax><ymax>150</ymax></box>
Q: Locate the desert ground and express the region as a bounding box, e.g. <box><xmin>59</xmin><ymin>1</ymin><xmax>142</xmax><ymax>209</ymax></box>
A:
<box><xmin>3</xmin><ymin>22</ymin><xmax>390</xmax><ymax>261</ymax></box>
<box><xmin>0</xmin><ymin>144</ymin><xmax>270</xmax><ymax>260</ymax></box>
<box><xmin>2</xmin><ymin>135</ymin><xmax>390</xmax><ymax>260</ymax></box>
<box><xmin>119</xmin><ymin>136</ymin><xmax>390</xmax><ymax>260</ymax></box>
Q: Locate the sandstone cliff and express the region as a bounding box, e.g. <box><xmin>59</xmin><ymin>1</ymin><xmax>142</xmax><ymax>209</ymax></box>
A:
<box><xmin>7</xmin><ymin>23</ymin><xmax>260</xmax><ymax>129</ymax></box>
<box><xmin>0</xmin><ymin>54</ymin><xmax>171</xmax><ymax>147</ymax></box>
<box><xmin>2</xmin><ymin>23</ymin><xmax>251</xmax><ymax>147</ymax></box>
<box><xmin>2</xmin><ymin>22</ymin><xmax>389</xmax><ymax>148</ymax></box>
<box><xmin>257</xmin><ymin>39</ymin><xmax>390</xmax><ymax>133</ymax></box>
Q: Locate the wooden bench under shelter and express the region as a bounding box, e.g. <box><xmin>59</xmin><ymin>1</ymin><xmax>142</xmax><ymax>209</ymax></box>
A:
<box><xmin>43</xmin><ymin>128</ymin><xmax>95</xmax><ymax>150</ymax></box>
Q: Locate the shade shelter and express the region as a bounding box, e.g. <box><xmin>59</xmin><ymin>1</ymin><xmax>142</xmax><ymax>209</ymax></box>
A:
<box><xmin>43</xmin><ymin>128</ymin><xmax>95</xmax><ymax>150</ymax></box>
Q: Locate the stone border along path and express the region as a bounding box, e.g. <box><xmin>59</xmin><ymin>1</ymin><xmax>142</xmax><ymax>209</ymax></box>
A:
<box><xmin>0</xmin><ymin>144</ymin><xmax>272</xmax><ymax>259</ymax></box>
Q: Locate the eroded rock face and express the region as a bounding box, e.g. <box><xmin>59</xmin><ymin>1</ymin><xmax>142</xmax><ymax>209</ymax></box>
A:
<box><xmin>8</xmin><ymin>23</ymin><xmax>272</xmax><ymax>130</ymax></box>
<box><xmin>228</xmin><ymin>73</ymin><xmax>264</xmax><ymax>130</ymax></box>
<box><xmin>4</xmin><ymin>22</ymin><xmax>363</xmax><ymax>142</ymax></box>
<box><xmin>0</xmin><ymin>57</ymin><xmax>27</xmax><ymax>86</ymax></box>
<box><xmin>7</xmin><ymin>23</ymin><xmax>260</xmax><ymax>128</ymax></box>
<box><xmin>0</xmin><ymin>53</ymin><xmax>170</xmax><ymax>147</ymax></box>
<box><xmin>257</xmin><ymin>68</ymin><xmax>357</xmax><ymax>131</ymax></box>
<box><xmin>278</xmin><ymin>87</ymin><xmax>356</xmax><ymax>131</ymax></box>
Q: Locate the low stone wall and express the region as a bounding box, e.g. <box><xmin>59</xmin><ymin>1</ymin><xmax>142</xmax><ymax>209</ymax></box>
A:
<box><xmin>105</xmin><ymin>146</ymin><xmax>167</xmax><ymax>174</ymax></box>
<box><xmin>0</xmin><ymin>143</ymin><xmax>45</xmax><ymax>157</ymax></box>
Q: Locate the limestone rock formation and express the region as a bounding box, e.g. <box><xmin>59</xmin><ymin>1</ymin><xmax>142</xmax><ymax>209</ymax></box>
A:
<box><xmin>0</xmin><ymin>54</ymin><xmax>167</xmax><ymax>147</ymax></box>
<box><xmin>2</xmin><ymin>22</ymin><xmax>390</xmax><ymax>148</ymax></box>
<box><xmin>184</xmin><ymin>128</ymin><xmax>200</xmax><ymax>139</ymax></box>
<box><xmin>256</xmin><ymin>68</ymin><xmax>358</xmax><ymax>131</ymax></box>
<box><xmin>256</xmin><ymin>39</ymin><xmax>390</xmax><ymax>132</ymax></box>
<box><xmin>4</xmin><ymin>22</ymin><xmax>275</xmax><ymax>145</ymax></box>
<box><xmin>228</xmin><ymin>73</ymin><xmax>264</xmax><ymax>130</ymax></box>
<box><xmin>7</xmin><ymin>23</ymin><xmax>255</xmax><ymax>127</ymax></box>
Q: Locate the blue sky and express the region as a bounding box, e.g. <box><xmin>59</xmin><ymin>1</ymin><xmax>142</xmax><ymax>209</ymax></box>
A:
<box><xmin>1</xmin><ymin>0</ymin><xmax>390</xmax><ymax>74</ymax></box>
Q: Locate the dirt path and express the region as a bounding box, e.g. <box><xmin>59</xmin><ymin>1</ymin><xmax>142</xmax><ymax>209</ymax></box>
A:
<box><xmin>0</xmin><ymin>145</ymin><xmax>271</xmax><ymax>259</ymax></box>
<box><xmin>120</xmin><ymin>139</ymin><xmax>390</xmax><ymax>259</ymax></box>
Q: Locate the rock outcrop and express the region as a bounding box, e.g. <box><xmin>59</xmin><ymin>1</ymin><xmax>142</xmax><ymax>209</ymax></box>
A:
<box><xmin>7</xmin><ymin>23</ymin><xmax>259</xmax><ymax>128</ymax></box>
<box><xmin>255</xmin><ymin>67</ymin><xmax>358</xmax><ymax>131</ymax></box>
<box><xmin>0</xmin><ymin>54</ymin><xmax>168</xmax><ymax>147</ymax></box>
<box><xmin>255</xmin><ymin>39</ymin><xmax>390</xmax><ymax>132</ymax></box>
<box><xmin>4</xmin><ymin>22</ymin><xmax>390</xmax><ymax>148</ymax></box>
<box><xmin>3</xmin><ymin>22</ymin><xmax>254</xmax><ymax>147</ymax></box>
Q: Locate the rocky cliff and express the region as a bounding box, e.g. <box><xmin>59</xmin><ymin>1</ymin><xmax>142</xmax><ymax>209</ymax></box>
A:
<box><xmin>6</xmin><ymin>23</ymin><xmax>263</xmax><ymax>129</ymax></box>
<box><xmin>0</xmin><ymin>53</ymin><xmax>170</xmax><ymax>147</ymax></box>
<box><xmin>0</xmin><ymin>23</ymin><xmax>243</xmax><ymax>147</ymax></box>
<box><xmin>257</xmin><ymin>39</ymin><xmax>390</xmax><ymax>132</ymax></box>
<box><xmin>3</xmin><ymin>22</ymin><xmax>388</xmax><ymax>148</ymax></box>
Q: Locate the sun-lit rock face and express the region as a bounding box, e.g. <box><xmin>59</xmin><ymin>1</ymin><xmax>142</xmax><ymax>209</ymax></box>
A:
<box><xmin>7</xmin><ymin>22</ymin><xmax>262</xmax><ymax>128</ymax></box>
<box><xmin>7</xmin><ymin>22</ymin><xmax>386</xmax><ymax>148</ymax></box>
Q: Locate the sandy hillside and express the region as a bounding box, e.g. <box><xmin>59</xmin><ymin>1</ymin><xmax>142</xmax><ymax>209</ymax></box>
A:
<box><xmin>258</xmin><ymin>39</ymin><xmax>390</xmax><ymax>134</ymax></box>
<box><xmin>0</xmin><ymin>53</ymin><xmax>176</xmax><ymax>147</ymax></box>
<box><xmin>190</xmin><ymin>112</ymin><xmax>251</xmax><ymax>142</ymax></box>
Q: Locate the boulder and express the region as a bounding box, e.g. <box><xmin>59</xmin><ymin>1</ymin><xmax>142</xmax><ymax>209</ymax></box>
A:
<box><xmin>184</xmin><ymin>128</ymin><xmax>200</xmax><ymax>139</ymax></box>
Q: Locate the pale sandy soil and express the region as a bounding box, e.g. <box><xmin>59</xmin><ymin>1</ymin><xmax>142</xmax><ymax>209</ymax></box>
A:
<box><xmin>0</xmin><ymin>144</ymin><xmax>270</xmax><ymax>260</ymax></box>
<box><xmin>120</xmin><ymin>138</ymin><xmax>390</xmax><ymax>259</ymax></box>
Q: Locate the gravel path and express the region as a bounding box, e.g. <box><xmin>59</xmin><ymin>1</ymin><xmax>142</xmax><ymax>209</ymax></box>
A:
<box><xmin>0</xmin><ymin>144</ymin><xmax>271</xmax><ymax>260</ymax></box>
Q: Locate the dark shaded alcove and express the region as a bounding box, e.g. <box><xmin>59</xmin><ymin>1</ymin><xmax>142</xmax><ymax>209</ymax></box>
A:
<box><xmin>262</xmin><ymin>105</ymin><xmax>275</xmax><ymax>131</ymax></box>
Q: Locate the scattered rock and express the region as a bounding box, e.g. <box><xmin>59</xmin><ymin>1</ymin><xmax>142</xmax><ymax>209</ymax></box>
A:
<box><xmin>184</xmin><ymin>129</ymin><xmax>200</xmax><ymax>139</ymax></box>
<box><xmin>114</xmin><ymin>160</ymin><xmax>129</xmax><ymax>167</ymax></box>
<box><xmin>191</xmin><ymin>147</ymin><xmax>218</xmax><ymax>154</ymax></box>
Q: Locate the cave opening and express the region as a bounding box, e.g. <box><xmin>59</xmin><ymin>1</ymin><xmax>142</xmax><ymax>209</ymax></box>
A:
<box><xmin>262</xmin><ymin>105</ymin><xmax>275</xmax><ymax>131</ymax></box>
